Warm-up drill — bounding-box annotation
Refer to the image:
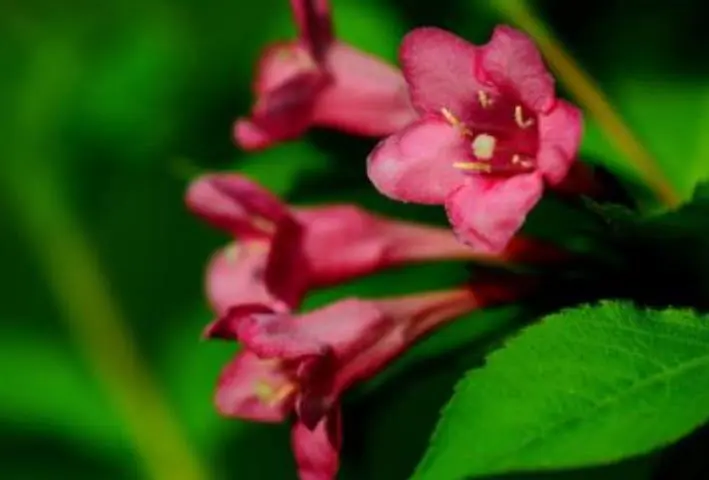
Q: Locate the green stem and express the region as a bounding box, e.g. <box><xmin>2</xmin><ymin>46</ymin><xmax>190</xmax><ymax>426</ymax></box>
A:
<box><xmin>8</xmin><ymin>173</ymin><xmax>209</xmax><ymax>480</ymax></box>
<box><xmin>489</xmin><ymin>0</ymin><xmax>682</xmax><ymax>208</ymax></box>
<box><xmin>3</xmin><ymin>36</ymin><xmax>208</xmax><ymax>480</ymax></box>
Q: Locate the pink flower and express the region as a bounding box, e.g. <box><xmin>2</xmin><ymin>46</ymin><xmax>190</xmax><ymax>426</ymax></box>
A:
<box><xmin>234</xmin><ymin>0</ymin><xmax>417</xmax><ymax>150</ymax></box>
<box><xmin>367</xmin><ymin>26</ymin><xmax>584</xmax><ymax>254</ymax></box>
<box><xmin>206</xmin><ymin>285</ymin><xmax>518</xmax><ymax>480</ymax></box>
<box><xmin>187</xmin><ymin>173</ymin><xmax>514</xmax><ymax>314</ymax></box>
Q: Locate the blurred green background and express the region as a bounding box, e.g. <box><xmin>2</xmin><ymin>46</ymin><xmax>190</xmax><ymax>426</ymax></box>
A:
<box><xmin>2</xmin><ymin>0</ymin><xmax>709</xmax><ymax>478</ymax></box>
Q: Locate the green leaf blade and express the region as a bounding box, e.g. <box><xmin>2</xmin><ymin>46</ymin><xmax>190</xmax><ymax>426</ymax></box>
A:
<box><xmin>414</xmin><ymin>301</ymin><xmax>709</xmax><ymax>479</ymax></box>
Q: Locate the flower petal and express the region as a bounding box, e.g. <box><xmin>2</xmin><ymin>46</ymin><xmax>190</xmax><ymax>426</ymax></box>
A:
<box><xmin>254</xmin><ymin>43</ymin><xmax>319</xmax><ymax>94</ymax></box>
<box><xmin>203</xmin><ymin>243</ymin><xmax>283</xmax><ymax>316</ymax></box>
<box><xmin>185</xmin><ymin>174</ymin><xmax>290</xmax><ymax>238</ymax></box>
<box><xmin>235</xmin><ymin>43</ymin><xmax>329</xmax><ymax>150</ymax></box>
<box><xmin>400</xmin><ymin>27</ymin><xmax>483</xmax><ymax>117</ymax></box>
<box><xmin>215</xmin><ymin>351</ymin><xmax>294</xmax><ymax>422</ymax></box>
<box><xmin>290</xmin><ymin>0</ymin><xmax>333</xmax><ymax>62</ymax></box>
<box><xmin>292</xmin><ymin>409</ymin><xmax>341</xmax><ymax>480</ymax></box>
<box><xmin>204</xmin><ymin>301</ymin><xmax>277</xmax><ymax>340</ymax></box>
<box><xmin>237</xmin><ymin>72</ymin><xmax>328</xmax><ymax>150</ymax></box>
<box><xmin>233</xmin><ymin>118</ymin><xmax>281</xmax><ymax>151</ymax></box>
<box><xmin>537</xmin><ymin>99</ymin><xmax>583</xmax><ymax>184</ymax></box>
<box><xmin>445</xmin><ymin>173</ymin><xmax>544</xmax><ymax>254</ymax></box>
<box><xmin>311</xmin><ymin>42</ymin><xmax>417</xmax><ymax>136</ymax></box>
<box><xmin>263</xmin><ymin>218</ymin><xmax>311</xmax><ymax>309</ymax></box>
<box><xmin>293</xmin><ymin>205</ymin><xmax>474</xmax><ymax>284</ymax></box>
<box><xmin>237</xmin><ymin>299</ymin><xmax>385</xmax><ymax>361</ymax></box>
<box><xmin>366</xmin><ymin>117</ymin><xmax>467</xmax><ymax>204</ymax></box>
<box><xmin>479</xmin><ymin>26</ymin><xmax>555</xmax><ymax>113</ymax></box>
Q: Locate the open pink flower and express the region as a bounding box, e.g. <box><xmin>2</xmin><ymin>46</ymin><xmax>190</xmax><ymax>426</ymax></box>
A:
<box><xmin>206</xmin><ymin>284</ymin><xmax>518</xmax><ymax>480</ymax></box>
<box><xmin>187</xmin><ymin>173</ymin><xmax>523</xmax><ymax>314</ymax></box>
<box><xmin>234</xmin><ymin>0</ymin><xmax>417</xmax><ymax>150</ymax></box>
<box><xmin>367</xmin><ymin>26</ymin><xmax>583</xmax><ymax>254</ymax></box>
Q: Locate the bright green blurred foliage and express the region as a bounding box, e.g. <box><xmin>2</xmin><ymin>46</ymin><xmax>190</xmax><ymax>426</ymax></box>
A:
<box><xmin>2</xmin><ymin>0</ymin><xmax>709</xmax><ymax>478</ymax></box>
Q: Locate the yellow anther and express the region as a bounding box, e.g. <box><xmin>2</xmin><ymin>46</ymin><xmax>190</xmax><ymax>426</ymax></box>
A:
<box><xmin>224</xmin><ymin>243</ymin><xmax>241</xmax><ymax>263</ymax></box>
<box><xmin>477</xmin><ymin>91</ymin><xmax>493</xmax><ymax>108</ymax></box>
<box><xmin>269</xmin><ymin>383</ymin><xmax>297</xmax><ymax>406</ymax></box>
<box><xmin>514</xmin><ymin>105</ymin><xmax>534</xmax><ymax>128</ymax></box>
<box><xmin>471</xmin><ymin>134</ymin><xmax>497</xmax><ymax>160</ymax></box>
<box><xmin>452</xmin><ymin>162</ymin><xmax>492</xmax><ymax>172</ymax></box>
<box><xmin>253</xmin><ymin>380</ymin><xmax>297</xmax><ymax>406</ymax></box>
<box><xmin>441</xmin><ymin>107</ymin><xmax>461</xmax><ymax>126</ymax></box>
<box><xmin>253</xmin><ymin>381</ymin><xmax>277</xmax><ymax>402</ymax></box>
<box><xmin>441</xmin><ymin>108</ymin><xmax>472</xmax><ymax>135</ymax></box>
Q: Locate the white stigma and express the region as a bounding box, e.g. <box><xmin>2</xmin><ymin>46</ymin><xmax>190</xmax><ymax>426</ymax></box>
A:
<box><xmin>471</xmin><ymin>134</ymin><xmax>497</xmax><ymax>160</ymax></box>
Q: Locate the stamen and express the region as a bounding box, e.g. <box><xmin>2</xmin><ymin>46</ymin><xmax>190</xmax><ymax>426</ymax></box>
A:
<box><xmin>269</xmin><ymin>383</ymin><xmax>297</xmax><ymax>406</ymax></box>
<box><xmin>512</xmin><ymin>155</ymin><xmax>534</xmax><ymax>169</ymax></box>
<box><xmin>253</xmin><ymin>381</ymin><xmax>276</xmax><ymax>403</ymax></box>
<box><xmin>453</xmin><ymin>162</ymin><xmax>492</xmax><ymax>172</ymax></box>
<box><xmin>251</xmin><ymin>215</ymin><xmax>277</xmax><ymax>234</ymax></box>
<box><xmin>471</xmin><ymin>134</ymin><xmax>497</xmax><ymax>160</ymax></box>
<box><xmin>441</xmin><ymin>108</ymin><xmax>472</xmax><ymax>135</ymax></box>
<box><xmin>441</xmin><ymin>107</ymin><xmax>461</xmax><ymax>127</ymax></box>
<box><xmin>253</xmin><ymin>380</ymin><xmax>298</xmax><ymax>405</ymax></box>
<box><xmin>477</xmin><ymin>90</ymin><xmax>493</xmax><ymax>108</ymax></box>
<box><xmin>514</xmin><ymin>105</ymin><xmax>534</xmax><ymax>129</ymax></box>
<box><xmin>224</xmin><ymin>244</ymin><xmax>240</xmax><ymax>262</ymax></box>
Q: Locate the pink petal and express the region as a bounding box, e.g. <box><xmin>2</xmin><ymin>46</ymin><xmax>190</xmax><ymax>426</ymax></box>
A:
<box><xmin>293</xmin><ymin>205</ymin><xmax>475</xmax><ymax>285</ymax></box>
<box><xmin>292</xmin><ymin>409</ymin><xmax>341</xmax><ymax>480</ymax></box>
<box><xmin>331</xmin><ymin>291</ymin><xmax>479</xmax><ymax>392</ymax></box>
<box><xmin>233</xmin><ymin>118</ymin><xmax>280</xmax><ymax>151</ymax></box>
<box><xmin>263</xmin><ymin>218</ymin><xmax>312</xmax><ymax>309</ymax></box>
<box><xmin>215</xmin><ymin>351</ymin><xmax>295</xmax><ymax>422</ymax></box>
<box><xmin>204</xmin><ymin>302</ymin><xmax>276</xmax><ymax>340</ymax></box>
<box><xmin>366</xmin><ymin>117</ymin><xmax>467</xmax><ymax>204</ymax></box>
<box><xmin>254</xmin><ymin>43</ymin><xmax>320</xmax><ymax>95</ymax></box>
<box><xmin>400</xmin><ymin>27</ymin><xmax>484</xmax><ymax>117</ymax></box>
<box><xmin>290</xmin><ymin>0</ymin><xmax>333</xmax><ymax>62</ymax></box>
<box><xmin>478</xmin><ymin>26</ymin><xmax>555</xmax><ymax>113</ymax></box>
<box><xmin>237</xmin><ymin>299</ymin><xmax>385</xmax><ymax>361</ymax></box>
<box><xmin>203</xmin><ymin>244</ymin><xmax>285</xmax><ymax>316</ymax></box>
<box><xmin>445</xmin><ymin>173</ymin><xmax>544</xmax><ymax>254</ymax></box>
<box><xmin>185</xmin><ymin>174</ymin><xmax>290</xmax><ymax>238</ymax></box>
<box><xmin>235</xmin><ymin>43</ymin><xmax>329</xmax><ymax>151</ymax></box>
<box><xmin>310</xmin><ymin>42</ymin><xmax>417</xmax><ymax>136</ymax></box>
<box><xmin>237</xmin><ymin>72</ymin><xmax>329</xmax><ymax>150</ymax></box>
<box><xmin>536</xmin><ymin>99</ymin><xmax>583</xmax><ymax>185</ymax></box>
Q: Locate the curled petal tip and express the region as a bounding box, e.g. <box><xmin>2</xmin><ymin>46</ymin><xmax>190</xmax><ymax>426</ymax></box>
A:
<box><xmin>204</xmin><ymin>304</ymin><xmax>277</xmax><ymax>341</ymax></box>
<box><xmin>233</xmin><ymin>118</ymin><xmax>275</xmax><ymax>151</ymax></box>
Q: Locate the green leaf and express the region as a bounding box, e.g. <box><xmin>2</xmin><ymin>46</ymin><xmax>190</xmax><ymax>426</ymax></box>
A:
<box><xmin>414</xmin><ymin>301</ymin><xmax>709</xmax><ymax>479</ymax></box>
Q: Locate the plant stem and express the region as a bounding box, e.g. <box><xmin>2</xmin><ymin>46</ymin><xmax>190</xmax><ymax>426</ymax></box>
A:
<box><xmin>490</xmin><ymin>0</ymin><xmax>682</xmax><ymax>208</ymax></box>
<box><xmin>5</xmin><ymin>169</ymin><xmax>209</xmax><ymax>480</ymax></box>
<box><xmin>3</xmin><ymin>37</ymin><xmax>209</xmax><ymax>480</ymax></box>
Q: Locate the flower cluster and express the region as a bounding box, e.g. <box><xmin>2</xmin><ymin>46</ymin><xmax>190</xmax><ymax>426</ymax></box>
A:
<box><xmin>188</xmin><ymin>1</ymin><xmax>588</xmax><ymax>479</ymax></box>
